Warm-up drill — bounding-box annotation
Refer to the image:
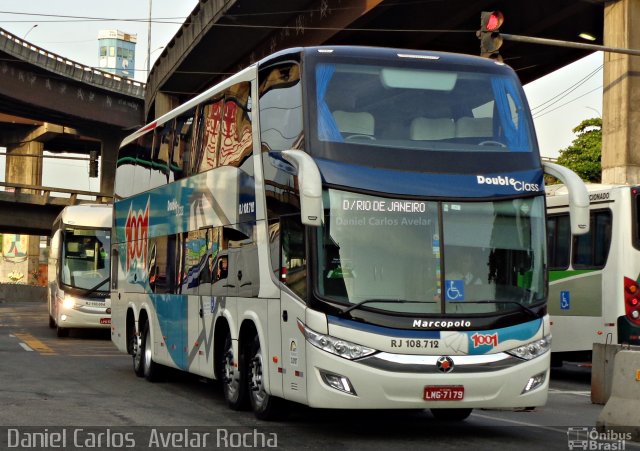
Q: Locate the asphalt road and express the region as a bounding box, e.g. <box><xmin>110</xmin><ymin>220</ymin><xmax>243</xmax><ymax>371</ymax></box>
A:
<box><xmin>0</xmin><ymin>300</ymin><xmax>635</xmax><ymax>451</ymax></box>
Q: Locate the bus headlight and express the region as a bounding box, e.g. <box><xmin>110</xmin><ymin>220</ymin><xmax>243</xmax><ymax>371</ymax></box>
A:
<box><xmin>297</xmin><ymin>320</ymin><xmax>376</xmax><ymax>360</ymax></box>
<box><xmin>62</xmin><ymin>296</ymin><xmax>76</xmax><ymax>309</ymax></box>
<box><xmin>506</xmin><ymin>335</ymin><xmax>552</xmax><ymax>360</ymax></box>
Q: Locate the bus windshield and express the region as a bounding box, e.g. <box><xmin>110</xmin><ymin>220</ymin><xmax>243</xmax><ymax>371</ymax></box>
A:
<box><xmin>315</xmin><ymin>189</ymin><xmax>546</xmax><ymax>315</ymax></box>
<box><xmin>61</xmin><ymin>228</ymin><xmax>111</xmax><ymax>291</ymax></box>
<box><xmin>312</xmin><ymin>60</ymin><xmax>533</xmax><ymax>158</ymax></box>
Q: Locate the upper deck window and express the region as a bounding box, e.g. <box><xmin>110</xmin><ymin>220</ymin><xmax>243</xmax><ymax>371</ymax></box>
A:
<box><xmin>314</xmin><ymin>62</ymin><xmax>532</xmax><ymax>154</ymax></box>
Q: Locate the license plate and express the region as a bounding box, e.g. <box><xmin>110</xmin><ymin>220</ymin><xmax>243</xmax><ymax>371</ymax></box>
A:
<box><xmin>100</xmin><ymin>318</ymin><xmax>111</xmax><ymax>325</ymax></box>
<box><xmin>423</xmin><ymin>385</ymin><xmax>464</xmax><ymax>401</ymax></box>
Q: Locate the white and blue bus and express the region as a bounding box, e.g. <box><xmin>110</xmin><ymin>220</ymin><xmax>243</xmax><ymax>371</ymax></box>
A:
<box><xmin>48</xmin><ymin>203</ymin><xmax>112</xmax><ymax>337</ymax></box>
<box><xmin>111</xmin><ymin>46</ymin><xmax>588</xmax><ymax>421</ymax></box>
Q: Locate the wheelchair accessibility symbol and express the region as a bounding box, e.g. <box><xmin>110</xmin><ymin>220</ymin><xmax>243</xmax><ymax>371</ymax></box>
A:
<box><xmin>560</xmin><ymin>291</ymin><xmax>571</xmax><ymax>310</ymax></box>
<box><xmin>446</xmin><ymin>280</ymin><xmax>465</xmax><ymax>301</ymax></box>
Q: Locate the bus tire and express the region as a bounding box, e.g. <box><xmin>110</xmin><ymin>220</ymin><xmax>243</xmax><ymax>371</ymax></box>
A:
<box><xmin>56</xmin><ymin>325</ymin><xmax>69</xmax><ymax>338</ymax></box>
<box><xmin>49</xmin><ymin>315</ymin><xmax>56</xmax><ymax>329</ymax></box>
<box><xmin>430</xmin><ymin>408</ymin><xmax>473</xmax><ymax>421</ymax></box>
<box><xmin>220</xmin><ymin>330</ymin><xmax>248</xmax><ymax>410</ymax></box>
<box><xmin>132</xmin><ymin>328</ymin><xmax>144</xmax><ymax>377</ymax></box>
<box><xmin>141</xmin><ymin>322</ymin><xmax>159</xmax><ymax>382</ymax></box>
<box><xmin>248</xmin><ymin>335</ymin><xmax>286</xmax><ymax>421</ymax></box>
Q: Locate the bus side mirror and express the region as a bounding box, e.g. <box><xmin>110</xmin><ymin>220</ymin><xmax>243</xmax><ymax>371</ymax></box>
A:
<box><xmin>281</xmin><ymin>150</ymin><xmax>323</xmax><ymax>227</ymax></box>
<box><xmin>543</xmin><ymin>161</ymin><xmax>590</xmax><ymax>235</ymax></box>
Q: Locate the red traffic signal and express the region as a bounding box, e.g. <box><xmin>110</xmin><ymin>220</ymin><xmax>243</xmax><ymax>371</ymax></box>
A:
<box><xmin>477</xmin><ymin>11</ymin><xmax>504</xmax><ymax>61</ymax></box>
<box><xmin>482</xmin><ymin>11</ymin><xmax>504</xmax><ymax>32</ymax></box>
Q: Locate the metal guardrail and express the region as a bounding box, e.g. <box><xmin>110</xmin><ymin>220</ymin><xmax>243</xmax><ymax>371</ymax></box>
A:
<box><xmin>0</xmin><ymin>27</ymin><xmax>145</xmax><ymax>99</ymax></box>
<box><xmin>0</xmin><ymin>181</ymin><xmax>112</xmax><ymax>205</ymax></box>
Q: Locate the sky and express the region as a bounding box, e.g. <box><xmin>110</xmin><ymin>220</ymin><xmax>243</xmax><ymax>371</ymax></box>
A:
<box><xmin>0</xmin><ymin>1</ymin><xmax>603</xmax><ymax>191</ymax></box>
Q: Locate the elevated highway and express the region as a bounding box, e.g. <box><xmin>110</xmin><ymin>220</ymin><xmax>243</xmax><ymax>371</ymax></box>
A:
<box><xmin>145</xmin><ymin>0</ymin><xmax>604</xmax><ymax>119</ymax></box>
<box><xmin>0</xmin><ymin>181</ymin><xmax>109</xmax><ymax>236</ymax></box>
<box><xmin>0</xmin><ymin>28</ymin><xmax>145</xmax><ymax>235</ymax></box>
<box><xmin>0</xmin><ymin>0</ymin><xmax>612</xmax><ymax>237</ymax></box>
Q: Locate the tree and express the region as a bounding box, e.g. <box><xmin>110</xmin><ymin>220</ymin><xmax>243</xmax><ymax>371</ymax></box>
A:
<box><xmin>556</xmin><ymin>117</ymin><xmax>602</xmax><ymax>182</ymax></box>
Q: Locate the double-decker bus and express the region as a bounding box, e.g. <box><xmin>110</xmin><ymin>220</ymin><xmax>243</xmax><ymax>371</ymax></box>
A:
<box><xmin>111</xmin><ymin>46</ymin><xmax>588</xmax><ymax>421</ymax></box>
<box><xmin>546</xmin><ymin>183</ymin><xmax>640</xmax><ymax>364</ymax></box>
<box><xmin>48</xmin><ymin>203</ymin><xmax>112</xmax><ymax>337</ymax></box>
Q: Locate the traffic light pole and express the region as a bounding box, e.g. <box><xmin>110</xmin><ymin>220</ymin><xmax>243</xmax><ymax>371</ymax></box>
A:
<box><xmin>502</xmin><ymin>33</ymin><xmax>640</xmax><ymax>57</ymax></box>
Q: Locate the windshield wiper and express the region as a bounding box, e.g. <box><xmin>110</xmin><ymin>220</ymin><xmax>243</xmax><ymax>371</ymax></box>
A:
<box><xmin>80</xmin><ymin>277</ymin><xmax>110</xmax><ymax>297</ymax></box>
<box><xmin>341</xmin><ymin>299</ymin><xmax>435</xmax><ymax>315</ymax></box>
<box><xmin>449</xmin><ymin>300</ymin><xmax>538</xmax><ymax>318</ymax></box>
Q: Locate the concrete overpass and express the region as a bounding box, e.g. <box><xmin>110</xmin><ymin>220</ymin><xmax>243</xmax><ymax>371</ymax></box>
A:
<box><xmin>145</xmin><ymin>0</ymin><xmax>605</xmax><ymax>119</ymax></box>
<box><xmin>0</xmin><ymin>27</ymin><xmax>146</xmax><ymax>235</ymax></box>
<box><xmin>146</xmin><ymin>0</ymin><xmax>640</xmax><ymax>185</ymax></box>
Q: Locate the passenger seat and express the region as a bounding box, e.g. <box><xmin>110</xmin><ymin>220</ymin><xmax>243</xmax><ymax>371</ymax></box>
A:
<box><xmin>332</xmin><ymin>110</ymin><xmax>375</xmax><ymax>136</ymax></box>
<box><xmin>409</xmin><ymin>117</ymin><xmax>455</xmax><ymax>141</ymax></box>
<box><xmin>455</xmin><ymin>117</ymin><xmax>493</xmax><ymax>138</ymax></box>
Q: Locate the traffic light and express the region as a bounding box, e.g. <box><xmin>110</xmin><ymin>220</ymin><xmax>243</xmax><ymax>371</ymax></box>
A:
<box><xmin>477</xmin><ymin>11</ymin><xmax>504</xmax><ymax>61</ymax></box>
<box><xmin>89</xmin><ymin>150</ymin><xmax>99</xmax><ymax>178</ymax></box>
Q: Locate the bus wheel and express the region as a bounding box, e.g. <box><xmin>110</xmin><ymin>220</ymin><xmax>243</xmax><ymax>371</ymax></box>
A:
<box><xmin>220</xmin><ymin>330</ymin><xmax>247</xmax><ymax>410</ymax></box>
<box><xmin>248</xmin><ymin>335</ymin><xmax>286</xmax><ymax>421</ymax></box>
<box><xmin>430</xmin><ymin>408</ymin><xmax>473</xmax><ymax>421</ymax></box>
<box><xmin>49</xmin><ymin>315</ymin><xmax>56</xmax><ymax>329</ymax></box>
<box><xmin>141</xmin><ymin>322</ymin><xmax>159</xmax><ymax>381</ymax></box>
<box><xmin>132</xmin><ymin>329</ymin><xmax>144</xmax><ymax>377</ymax></box>
<box><xmin>56</xmin><ymin>325</ymin><xmax>68</xmax><ymax>338</ymax></box>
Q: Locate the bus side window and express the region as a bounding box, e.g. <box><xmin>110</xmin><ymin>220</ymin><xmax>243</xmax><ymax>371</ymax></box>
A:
<box><xmin>219</xmin><ymin>81</ymin><xmax>253</xmax><ymax>168</ymax></box>
<box><xmin>280</xmin><ymin>215</ymin><xmax>307</xmax><ymax>301</ymax></box>
<box><xmin>547</xmin><ymin>214</ymin><xmax>570</xmax><ymax>270</ymax></box>
<box><xmin>268</xmin><ymin>220</ymin><xmax>280</xmax><ymax>281</ymax></box>
<box><xmin>150</xmin><ymin>121</ymin><xmax>175</xmax><ymax>188</ymax></box>
<box><xmin>196</xmin><ymin>96</ymin><xmax>224</xmax><ymax>173</ymax></box>
<box><xmin>258</xmin><ymin>62</ymin><xmax>303</xmax><ymax>152</ymax></box>
<box><xmin>572</xmin><ymin>210</ymin><xmax>612</xmax><ymax>269</ymax></box>
<box><xmin>132</xmin><ymin>133</ymin><xmax>153</xmax><ymax>195</ymax></box>
<box><xmin>171</xmin><ymin>109</ymin><xmax>195</xmax><ymax>181</ymax></box>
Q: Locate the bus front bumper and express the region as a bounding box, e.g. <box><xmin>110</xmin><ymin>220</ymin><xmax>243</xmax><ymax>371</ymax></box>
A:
<box><xmin>57</xmin><ymin>300</ymin><xmax>111</xmax><ymax>329</ymax></box>
<box><xmin>304</xmin><ymin>345</ymin><xmax>550</xmax><ymax>410</ymax></box>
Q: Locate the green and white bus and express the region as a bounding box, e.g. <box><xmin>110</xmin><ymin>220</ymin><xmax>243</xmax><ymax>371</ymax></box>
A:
<box><xmin>546</xmin><ymin>183</ymin><xmax>640</xmax><ymax>363</ymax></box>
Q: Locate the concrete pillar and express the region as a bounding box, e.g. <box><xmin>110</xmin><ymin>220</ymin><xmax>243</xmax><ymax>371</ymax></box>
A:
<box><xmin>602</xmin><ymin>0</ymin><xmax>640</xmax><ymax>184</ymax></box>
<box><xmin>98</xmin><ymin>133</ymin><xmax>123</xmax><ymax>200</ymax></box>
<box><xmin>4</xmin><ymin>126</ymin><xmax>46</xmax><ymax>285</ymax></box>
<box><xmin>6</xmin><ymin>140</ymin><xmax>43</xmax><ymax>193</ymax></box>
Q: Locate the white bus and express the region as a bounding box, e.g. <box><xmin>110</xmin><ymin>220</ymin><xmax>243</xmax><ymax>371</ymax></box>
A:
<box><xmin>546</xmin><ymin>183</ymin><xmax>640</xmax><ymax>363</ymax></box>
<box><xmin>111</xmin><ymin>46</ymin><xmax>588</xmax><ymax>421</ymax></box>
<box><xmin>48</xmin><ymin>204</ymin><xmax>112</xmax><ymax>337</ymax></box>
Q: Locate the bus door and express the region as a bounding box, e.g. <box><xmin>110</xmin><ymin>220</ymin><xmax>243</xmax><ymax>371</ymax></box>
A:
<box><xmin>279</xmin><ymin>215</ymin><xmax>309</xmax><ymax>404</ymax></box>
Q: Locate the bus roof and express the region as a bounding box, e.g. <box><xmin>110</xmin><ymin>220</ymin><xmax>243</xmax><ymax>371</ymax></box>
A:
<box><xmin>120</xmin><ymin>45</ymin><xmax>513</xmax><ymax>149</ymax></box>
<box><xmin>55</xmin><ymin>204</ymin><xmax>112</xmax><ymax>229</ymax></box>
<box><xmin>545</xmin><ymin>183</ymin><xmax>636</xmax><ymax>208</ymax></box>
<box><xmin>259</xmin><ymin>45</ymin><xmax>507</xmax><ymax>71</ymax></box>
<box><xmin>546</xmin><ymin>183</ymin><xmax>631</xmax><ymax>197</ymax></box>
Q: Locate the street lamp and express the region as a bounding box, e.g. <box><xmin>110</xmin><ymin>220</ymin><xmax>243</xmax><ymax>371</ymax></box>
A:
<box><xmin>143</xmin><ymin>46</ymin><xmax>165</xmax><ymax>76</ymax></box>
<box><xmin>23</xmin><ymin>24</ymin><xmax>38</xmax><ymax>40</ymax></box>
<box><xmin>585</xmin><ymin>106</ymin><xmax>601</xmax><ymax>118</ymax></box>
<box><xmin>147</xmin><ymin>0</ymin><xmax>153</xmax><ymax>78</ymax></box>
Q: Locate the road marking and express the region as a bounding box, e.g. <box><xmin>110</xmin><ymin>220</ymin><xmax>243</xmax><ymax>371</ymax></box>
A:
<box><xmin>471</xmin><ymin>412</ymin><xmax>571</xmax><ymax>434</ymax></box>
<box><xmin>13</xmin><ymin>333</ymin><xmax>57</xmax><ymax>355</ymax></box>
<box><xmin>68</xmin><ymin>354</ymin><xmax>125</xmax><ymax>357</ymax></box>
<box><xmin>548</xmin><ymin>389</ymin><xmax>591</xmax><ymax>397</ymax></box>
<box><xmin>19</xmin><ymin>342</ymin><xmax>34</xmax><ymax>352</ymax></box>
